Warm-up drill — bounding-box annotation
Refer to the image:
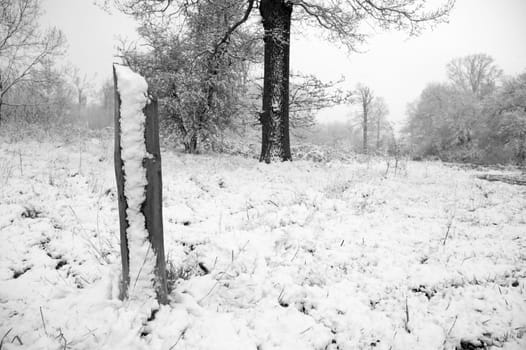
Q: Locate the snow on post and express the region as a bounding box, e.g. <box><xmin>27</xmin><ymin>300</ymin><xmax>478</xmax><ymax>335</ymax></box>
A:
<box><xmin>113</xmin><ymin>64</ymin><xmax>168</xmax><ymax>306</ymax></box>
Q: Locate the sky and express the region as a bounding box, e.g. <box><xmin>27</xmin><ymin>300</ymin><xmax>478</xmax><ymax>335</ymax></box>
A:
<box><xmin>40</xmin><ymin>0</ymin><xmax>526</xmax><ymax>128</ymax></box>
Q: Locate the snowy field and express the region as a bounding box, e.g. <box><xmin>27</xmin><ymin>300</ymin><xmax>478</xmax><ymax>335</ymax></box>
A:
<box><xmin>0</xmin><ymin>134</ymin><xmax>525</xmax><ymax>350</ymax></box>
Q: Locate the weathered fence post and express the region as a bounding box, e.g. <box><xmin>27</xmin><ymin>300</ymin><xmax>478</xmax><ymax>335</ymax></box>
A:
<box><xmin>113</xmin><ymin>64</ymin><xmax>168</xmax><ymax>305</ymax></box>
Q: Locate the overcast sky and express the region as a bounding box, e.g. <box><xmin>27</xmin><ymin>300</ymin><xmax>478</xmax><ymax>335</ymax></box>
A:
<box><xmin>41</xmin><ymin>0</ymin><xmax>526</xmax><ymax>127</ymax></box>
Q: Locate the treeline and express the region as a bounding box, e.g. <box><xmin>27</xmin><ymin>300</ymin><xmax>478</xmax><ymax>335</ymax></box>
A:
<box><xmin>404</xmin><ymin>54</ymin><xmax>526</xmax><ymax>165</ymax></box>
<box><xmin>3</xmin><ymin>2</ymin><xmax>523</xmax><ymax>167</ymax></box>
<box><xmin>2</xmin><ymin>0</ymin><xmax>457</xmax><ymax>164</ymax></box>
<box><xmin>0</xmin><ymin>0</ymin><xmax>114</xmax><ymax>131</ymax></box>
<box><xmin>110</xmin><ymin>0</ymin><xmax>453</xmax><ymax>162</ymax></box>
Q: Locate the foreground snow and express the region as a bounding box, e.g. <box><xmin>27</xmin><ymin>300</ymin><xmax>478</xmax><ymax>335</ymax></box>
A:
<box><xmin>0</xmin><ymin>135</ymin><xmax>525</xmax><ymax>350</ymax></box>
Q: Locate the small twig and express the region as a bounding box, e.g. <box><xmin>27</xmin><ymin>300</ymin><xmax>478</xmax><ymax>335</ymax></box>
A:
<box><xmin>132</xmin><ymin>244</ymin><xmax>152</xmax><ymax>291</ymax></box>
<box><xmin>67</xmin><ymin>205</ymin><xmax>80</xmax><ymax>222</ymax></box>
<box><xmin>267</xmin><ymin>200</ymin><xmax>279</xmax><ymax>207</ymax></box>
<box><xmin>81</xmin><ymin>327</ymin><xmax>98</xmax><ymax>339</ymax></box>
<box><xmin>18</xmin><ymin>148</ymin><xmax>23</xmax><ymax>176</ymax></box>
<box><xmin>199</xmin><ymin>240</ymin><xmax>250</xmax><ymax>303</ymax></box>
<box><xmin>40</xmin><ymin>306</ymin><xmax>48</xmax><ymax>336</ymax></box>
<box><xmin>442</xmin><ymin>217</ymin><xmax>454</xmax><ymax>245</ymax></box>
<box><xmin>1</xmin><ymin>328</ymin><xmax>13</xmax><ymax>349</ymax></box>
<box><xmin>290</xmin><ymin>244</ymin><xmax>300</xmax><ymax>262</ymax></box>
<box><xmin>404</xmin><ymin>295</ymin><xmax>410</xmax><ymax>333</ymax></box>
<box><xmin>278</xmin><ymin>287</ymin><xmax>286</xmax><ymax>304</ymax></box>
<box><xmin>169</xmin><ymin>327</ymin><xmax>188</xmax><ymax>350</ymax></box>
<box><xmin>443</xmin><ymin>315</ymin><xmax>458</xmax><ymax>346</ymax></box>
<box><xmin>442</xmin><ymin>207</ymin><xmax>456</xmax><ymax>246</ymax></box>
<box><xmin>11</xmin><ymin>335</ymin><xmax>23</xmax><ymax>345</ymax></box>
<box><xmin>300</xmin><ymin>326</ymin><xmax>313</xmax><ymax>335</ymax></box>
<box><xmin>56</xmin><ymin>328</ymin><xmax>67</xmax><ymax>350</ymax></box>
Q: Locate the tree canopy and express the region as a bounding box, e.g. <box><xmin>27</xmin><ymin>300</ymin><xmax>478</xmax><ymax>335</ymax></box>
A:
<box><xmin>108</xmin><ymin>0</ymin><xmax>454</xmax><ymax>161</ymax></box>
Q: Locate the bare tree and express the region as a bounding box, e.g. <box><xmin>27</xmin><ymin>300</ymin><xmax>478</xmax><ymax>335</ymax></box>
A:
<box><xmin>70</xmin><ymin>67</ymin><xmax>93</xmax><ymax>125</ymax></box>
<box><xmin>289</xmin><ymin>74</ymin><xmax>352</xmax><ymax>129</ymax></box>
<box><xmin>4</xmin><ymin>60</ymin><xmax>74</xmax><ymax>127</ymax></box>
<box><xmin>370</xmin><ymin>96</ymin><xmax>389</xmax><ymax>150</ymax></box>
<box><xmin>0</xmin><ymin>0</ymin><xmax>66</xmax><ymax>124</ymax></box>
<box><xmin>355</xmin><ymin>84</ymin><xmax>374</xmax><ymax>154</ymax></box>
<box><xmin>446</xmin><ymin>53</ymin><xmax>502</xmax><ymax>99</ymax></box>
<box><xmin>110</xmin><ymin>0</ymin><xmax>454</xmax><ymax>162</ymax></box>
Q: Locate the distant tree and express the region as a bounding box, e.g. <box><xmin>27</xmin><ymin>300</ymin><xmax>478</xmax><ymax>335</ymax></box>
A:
<box><xmin>369</xmin><ymin>96</ymin><xmax>390</xmax><ymax>151</ymax></box>
<box><xmin>404</xmin><ymin>54</ymin><xmax>526</xmax><ymax>165</ymax></box>
<box><xmin>289</xmin><ymin>74</ymin><xmax>351</xmax><ymax>129</ymax></box>
<box><xmin>485</xmin><ymin>73</ymin><xmax>526</xmax><ymax>164</ymax></box>
<box><xmin>69</xmin><ymin>68</ymin><xmax>93</xmax><ymax>122</ymax></box>
<box><xmin>355</xmin><ymin>84</ymin><xmax>374</xmax><ymax>153</ymax></box>
<box><xmin>406</xmin><ymin>54</ymin><xmax>503</xmax><ymax>161</ymax></box>
<box><xmin>81</xmin><ymin>77</ymin><xmax>114</xmax><ymax>129</ymax></box>
<box><xmin>100</xmin><ymin>78</ymin><xmax>114</xmax><ymax>113</ymax></box>
<box><xmin>404</xmin><ymin>82</ymin><xmax>480</xmax><ymax>159</ymax></box>
<box><xmin>446</xmin><ymin>53</ymin><xmax>502</xmax><ymax>99</ymax></box>
<box><xmin>4</xmin><ymin>60</ymin><xmax>74</xmax><ymax>128</ymax></box>
<box><xmin>110</xmin><ymin>0</ymin><xmax>454</xmax><ymax>162</ymax></box>
<box><xmin>406</xmin><ymin>83</ymin><xmax>450</xmax><ymax>156</ymax></box>
<box><xmin>0</xmin><ymin>0</ymin><xmax>66</xmax><ymax>124</ymax></box>
<box><xmin>308</xmin><ymin>121</ymin><xmax>353</xmax><ymax>147</ymax></box>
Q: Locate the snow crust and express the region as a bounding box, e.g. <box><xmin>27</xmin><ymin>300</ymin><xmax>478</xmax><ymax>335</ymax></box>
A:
<box><xmin>115</xmin><ymin>65</ymin><xmax>157</xmax><ymax>305</ymax></box>
<box><xmin>0</xmin><ymin>136</ymin><xmax>525</xmax><ymax>349</ymax></box>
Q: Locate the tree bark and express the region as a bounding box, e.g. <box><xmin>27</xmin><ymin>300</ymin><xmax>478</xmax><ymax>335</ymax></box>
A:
<box><xmin>0</xmin><ymin>77</ymin><xmax>3</xmax><ymax>125</ymax></box>
<box><xmin>142</xmin><ymin>98</ymin><xmax>168</xmax><ymax>304</ymax></box>
<box><xmin>259</xmin><ymin>0</ymin><xmax>292</xmax><ymax>163</ymax></box>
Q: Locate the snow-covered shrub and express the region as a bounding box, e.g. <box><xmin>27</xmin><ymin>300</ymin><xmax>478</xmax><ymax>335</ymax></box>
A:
<box><xmin>292</xmin><ymin>143</ymin><xmax>356</xmax><ymax>163</ymax></box>
<box><xmin>166</xmin><ymin>256</ymin><xmax>208</xmax><ymax>293</ymax></box>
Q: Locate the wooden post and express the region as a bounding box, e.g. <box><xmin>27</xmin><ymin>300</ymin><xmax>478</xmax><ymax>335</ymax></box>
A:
<box><xmin>113</xmin><ymin>65</ymin><xmax>168</xmax><ymax>304</ymax></box>
<box><xmin>113</xmin><ymin>66</ymin><xmax>129</xmax><ymax>300</ymax></box>
<box><xmin>142</xmin><ymin>95</ymin><xmax>168</xmax><ymax>304</ymax></box>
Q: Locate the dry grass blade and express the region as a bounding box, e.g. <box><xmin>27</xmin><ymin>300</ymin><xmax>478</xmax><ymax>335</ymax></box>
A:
<box><xmin>443</xmin><ymin>315</ymin><xmax>458</xmax><ymax>347</ymax></box>
<box><xmin>40</xmin><ymin>306</ymin><xmax>48</xmax><ymax>336</ymax></box>
<box><xmin>404</xmin><ymin>295</ymin><xmax>411</xmax><ymax>333</ymax></box>
<box><xmin>0</xmin><ymin>328</ymin><xmax>13</xmax><ymax>350</ymax></box>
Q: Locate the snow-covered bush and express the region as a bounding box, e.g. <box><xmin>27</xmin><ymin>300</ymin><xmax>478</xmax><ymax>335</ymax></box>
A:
<box><xmin>292</xmin><ymin>143</ymin><xmax>356</xmax><ymax>162</ymax></box>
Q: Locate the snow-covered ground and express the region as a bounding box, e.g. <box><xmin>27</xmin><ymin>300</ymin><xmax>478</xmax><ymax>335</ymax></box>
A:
<box><xmin>0</xmin><ymin>134</ymin><xmax>525</xmax><ymax>350</ymax></box>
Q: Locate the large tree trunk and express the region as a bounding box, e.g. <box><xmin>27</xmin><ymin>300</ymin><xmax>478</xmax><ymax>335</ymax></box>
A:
<box><xmin>259</xmin><ymin>0</ymin><xmax>292</xmax><ymax>163</ymax></box>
